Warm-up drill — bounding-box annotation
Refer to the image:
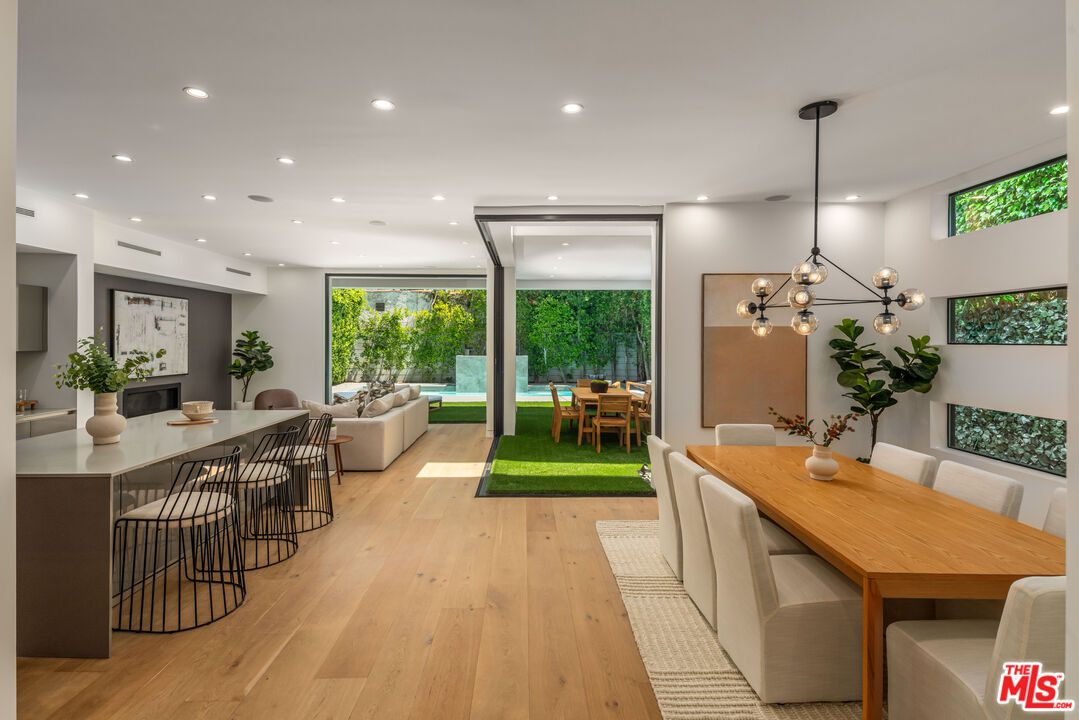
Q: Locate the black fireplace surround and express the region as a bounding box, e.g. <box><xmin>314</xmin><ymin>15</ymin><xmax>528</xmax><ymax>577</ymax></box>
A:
<box><xmin>122</xmin><ymin>383</ymin><xmax>181</xmax><ymax>418</ymax></box>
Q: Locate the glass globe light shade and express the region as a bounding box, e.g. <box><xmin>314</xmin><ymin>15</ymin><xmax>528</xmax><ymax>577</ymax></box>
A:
<box><xmin>751</xmin><ymin>316</ymin><xmax>773</xmax><ymax>337</ymax></box>
<box><xmin>735</xmin><ymin>299</ymin><xmax>756</xmax><ymax>319</ymax></box>
<box><xmin>750</xmin><ymin>277</ymin><xmax>774</xmax><ymax>297</ymax></box>
<box><xmin>787</xmin><ymin>286</ymin><xmax>816</xmax><ymax>310</ymax></box>
<box><xmin>873</xmin><ymin>311</ymin><xmax>900</xmax><ymax>335</ymax></box>
<box><xmin>872</xmin><ymin>266</ymin><xmax>899</xmax><ymax>289</ymax></box>
<box><xmin>897</xmin><ymin>288</ymin><xmax>925</xmax><ymax>311</ymax></box>
<box><xmin>792</xmin><ymin>261</ymin><xmax>828</xmax><ymax>285</ymax></box>
<box><xmin>790</xmin><ymin>311</ymin><xmax>819</xmax><ymax>335</ymax></box>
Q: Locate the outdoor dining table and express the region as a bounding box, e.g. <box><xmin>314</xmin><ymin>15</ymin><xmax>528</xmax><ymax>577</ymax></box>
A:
<box><xmin>569</xmin><ymin>387</ymin><xmax>638</xmax><ymax>446</ymax></box>
<box><xmin>684</xmin><ymin>444</ymin><xmax>1065</xmax><ymax>720</ymax></box>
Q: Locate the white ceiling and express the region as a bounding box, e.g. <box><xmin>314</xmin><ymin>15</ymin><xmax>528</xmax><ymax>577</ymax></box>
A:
<box><xmin>15</xmin><ymin>0</ymin><xmax>1066</xmax><ymax>270</ymax></box>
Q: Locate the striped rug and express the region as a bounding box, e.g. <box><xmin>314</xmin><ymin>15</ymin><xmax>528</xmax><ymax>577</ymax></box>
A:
<box><xmin>596</xmin><ymin>520</ymin><xmax>868</xmax><ymax>720</ymax></box>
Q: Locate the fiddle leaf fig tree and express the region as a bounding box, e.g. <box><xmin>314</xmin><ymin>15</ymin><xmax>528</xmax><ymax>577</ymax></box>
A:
<box><xmin>227</xmin><ymin>330</ymin><xmax>275</xmax><ymax>402</ymax></box>
<box><xmin>829</xmin><ymin>318</ymin><xmax>941</xmax><ymax>449</ymax></box>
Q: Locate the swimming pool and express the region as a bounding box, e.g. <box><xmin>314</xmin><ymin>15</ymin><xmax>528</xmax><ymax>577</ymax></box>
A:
<box><xmin>333</xmin><ymin>383</ymin><xmax>574</xmax><ymax>400</ymax></box>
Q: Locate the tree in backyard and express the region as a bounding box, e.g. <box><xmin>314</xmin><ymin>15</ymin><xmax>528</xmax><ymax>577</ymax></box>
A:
<box><xmin>330</xmin><ymin>288</ymin><xmax>368</xmax><ymax>384</ymax></box>
<box><xmin>526</xmin><ymin>295</ymin><xmax>578</xmax><ymax>381</ymax></box>
<box><xmin>353</xmin><ymin>308</ymin><xmax>414</xmax><ymax>384</ymax></box>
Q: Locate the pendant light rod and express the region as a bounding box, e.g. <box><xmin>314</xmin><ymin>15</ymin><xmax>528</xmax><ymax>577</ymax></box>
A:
<box><xmin>812</xmin><ymin>107</ymin><xmax>820</xmax><ymax>257</ymax></box>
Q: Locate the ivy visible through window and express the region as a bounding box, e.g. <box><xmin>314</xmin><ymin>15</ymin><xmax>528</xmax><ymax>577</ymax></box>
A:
<box><xmin>948</xmin><ymin>404</ymin><xmax>1066</xmax><ymax>477</ymax></box>
<box><xmin>949</xmin><ymin>157</ymin><xmax>1067</xmax><ymax>236</ymax></box>
<box><xmin>949</xmin><ymin>287</ymin><xmax>1067</xmax><ymax>345</ymax></box>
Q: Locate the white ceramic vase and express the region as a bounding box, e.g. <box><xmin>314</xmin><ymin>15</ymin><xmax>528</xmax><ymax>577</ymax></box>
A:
<box><xmin>805</xmin><ymin>445</ymin><xmax>839</xmax><ymax>482</ymax></box>
<box><xmin>86</xmin><ymin>392</ymin><xmax>127</xmax><ymax>445</ymax></box>
<box><xmin>233</xmin><ymin>400</ymin><xmax>255</xmax><ymax>410</ymax></box>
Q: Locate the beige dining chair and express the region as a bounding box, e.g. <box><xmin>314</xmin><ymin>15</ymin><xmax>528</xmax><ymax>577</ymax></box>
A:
<box><xmin>1044</xmin><ymin>487</ymin><xmax>1066</xmax><ymax>539</ymax></box>
<box><xmin>869</xmin><ymin>442</ymin><xmax>937</xmax><ymax>487</ymax></box>
<box><xmin>933</xmin><ymin>460</ymin><xmax>1023</xmax><ymax>519</ymax></box>
<box><xmin>668</xmin><ymin>453</ymin><xmax>716</xmax><ymax>626</ymax></box>
<box><xmin>887</xmin><ymin>576</ymin><xmax>1065</xmax><ymax>720</ymax></box>
<box><xmin>699</xmin><ymin>474</ymin><xmax>863</xmax><ymax>703</ymax></box>
<box><xmin>647</xmin><ymin>436</ymin><xmax>681</xmax><ymax>579</ymax></box>
<box><xmin>714</xmin><ymin>423</ymin><xmax>776</xmax><ymax>446</ymax></box>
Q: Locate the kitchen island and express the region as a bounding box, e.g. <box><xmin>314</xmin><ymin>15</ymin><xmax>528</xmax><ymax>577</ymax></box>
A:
<box><xmin>15</xmin><ymin>409</ymin><xmax>308</xmax><ymax>658</ymax></box>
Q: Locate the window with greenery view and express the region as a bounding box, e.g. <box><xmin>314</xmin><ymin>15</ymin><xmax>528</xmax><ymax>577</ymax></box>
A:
<box><xmin>949</xmin><ymin>157</ymin><xmax>1067</xmax><ymax>236</ymax></box>
<box><xmin>949</xmin><ymin>287</ymin><xmax>1067</xmax><ymax>345</ymax></box>
<box><xmin>948</xmin><ymin>404</ymin><xmax>1066</xmax><ymax>476</ymax></box>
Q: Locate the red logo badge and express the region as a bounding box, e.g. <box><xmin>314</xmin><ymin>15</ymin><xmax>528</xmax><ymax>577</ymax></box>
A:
<box><xmin>997</xmin><ymin>662</ymin><xmax>1074</xmax><ymax>711</ymax></box>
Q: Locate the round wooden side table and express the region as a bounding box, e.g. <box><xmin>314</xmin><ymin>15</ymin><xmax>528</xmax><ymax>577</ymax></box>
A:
<box><xmin>325</xmin><ymin>435</ymin><xmax>353</xmax><ymax>484</ymax></box>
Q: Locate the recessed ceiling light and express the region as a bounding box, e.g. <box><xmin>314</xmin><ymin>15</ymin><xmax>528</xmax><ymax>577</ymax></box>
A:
<box><xmin>549</xmin><ymin>274</ymin><xmax>555</xmax><ymax>278</ymax></box>
<box><xmin>561</xmin><ymin>103</ymin><xmax>584</xmax><ymax>114</ymax></box>
<box><xmin>846</xmin><ymin>195</ymin><xmax>861</xmax><ymax>201</ymax></box>
<box><xmin>561</xmin><ymin>242</ymin><xmax>570</xmax><ymax>246</ymax></box>
<box><xmin>371</xmin><ymin>98</ymin><xmax>396</xmax><ymax>111</ymax></box>
<box><xmin>469</xmin><ymin>255</ymin><xmax>476</xmax><ymax>259</ymax></box>
<box><xmin>183</xmin><ymin>87</ymin><xmax>209</xmax><ymax>100</ymax></box>
<box><xmin>196</xmin><ymin>238</ymin><xmax>207</xmax><ymax>243</ymax></box>
<box><xmin>1050</xmin><ymin>105</ymin><xmax>1069</xmax><ymax>115</ymax></box>
<box><xmin>547</xmin><ymin>195</ymin><xmax>559</xmax><ymax>201</ymax></box>
<box><xmin>461</xmin><ymin>241</ymin><xmax>469</xmax><ymax>245</ymax></box>
<box><xmin>431</xmin><ymin>194</ymin><xmax>445</xmax><ymax>201</ymax></box>
<box><xmin>378</xmin><ymin>264</ymin><xmax>384</xmax><ymax>268</ymax></box>
<box><xmin>330</xmin><ymin>241</ymin><xmax>340</xmax><ymax>245</ymax></box>
<box><xmin>128</xmin><ymin>217</ymin><xmax>142</xmax><ymax>222</ymax></box>
<box><xmin>696</xmin><ymin>195</ymin><xmax>709</xmax><ymax>202</ymax></box>
<box><xmin>278</xmin><ymin>263</ymin><xmax>285</xmax><ymax>267</ymax></box>
<box><xmin>201</xmin><ymin>194</ymin><xmax>216</xmax><ymax>201</ymax></box>
<box><xmin>243</xmin><ymin>252</ymin><xmax>252</xmax><ymax>256</ymax></box>
<box><xmin>331</xmin><ymin>196</ymin><xmax>345</xmax><ymax>203</ymax></box>
<box><xmin>72</xmin><ymin>193</ymin><xmax>89</xmax><ymax>199</ymax></box>
<box><xmin>113</xmin><ymin>154</ymin><xmax>133</xmax><ymax>163</ymax></box>
<box><xmin>248</xmin><ymin>194</ymin><xmax>274</xmax><ymax>203</ymax></box>
<box><xmin>292</xmin><ymin>219</ymin><xmax>303</xmax><ymax>224</ymax></box>
<box><xmin>369</xmin><ymin>219</ymin><xmax>387</xmax><ymax>226</ymax></box>
<box><xmin>276</xmin><ymin>157</ymin><xmax>295</xmax><ymax>165</ymax></box>
<box><xmin>557</xmin><ymin>256</ymin><xmax>563</xmax><ymax>260</ymax></box>
<box><xmin>449</xmin><ymin>221</ymin><xmax>459</xmax><ymax>226</ymax></box>
<box><xmin>765</xmin><ymin>194</ymin><xmax>791</xmax><ymax>202</ymax></box>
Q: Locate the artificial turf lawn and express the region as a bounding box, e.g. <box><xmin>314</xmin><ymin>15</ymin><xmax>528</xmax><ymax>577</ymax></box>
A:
<box><xmin>485</xmin><ymin>406</ymin><xmax>654</xmax><ymax>496</ymax></box>
<box><xmin>428</xmin><ymin>402</ymin><xmax>486</xmax><ymax>424</ymax></box>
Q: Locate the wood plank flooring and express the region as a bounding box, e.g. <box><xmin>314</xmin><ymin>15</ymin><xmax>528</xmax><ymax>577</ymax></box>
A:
<box><xmin>17</xmin><ymin>423</ymin><xmax>663</xmax><ymax>720</ymax></box>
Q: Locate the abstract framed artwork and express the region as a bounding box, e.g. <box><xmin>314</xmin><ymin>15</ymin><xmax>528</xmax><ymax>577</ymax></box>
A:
<box><xmin>111</xmin><ymin>290</ymin><xmax>189</xmax><ymax>377</ymax></box>
<box><xmin>701</xmin><ymin>273</ymin><xmax>807</xmax><ymax>428</ymax></box>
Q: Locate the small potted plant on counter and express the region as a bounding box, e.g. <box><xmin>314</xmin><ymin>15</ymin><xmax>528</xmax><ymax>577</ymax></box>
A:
<box><xmin>54</xmin><ymin>331</ymin><xmax>165</xmax><ymax>445</ymax></box>
<box><xmin>589</xmin><ymin>376</ymin><xmax>610</xmax><ymax>394</ymax></box>
<box><xmin>228</xmin><ymin>330</ymin><xmax>274</xmax><ymax>409</ymax></box>
<box><xmin>768</xmin><ymin>408</ymin><xmax>862</xmax><ymax>481</ymax></box>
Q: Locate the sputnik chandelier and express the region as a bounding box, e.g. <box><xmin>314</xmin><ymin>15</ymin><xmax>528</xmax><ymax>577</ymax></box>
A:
<box><xmin>736</xmin><ymin>100</ymin><xmax>925</xmax><ymax>337</ymax></box>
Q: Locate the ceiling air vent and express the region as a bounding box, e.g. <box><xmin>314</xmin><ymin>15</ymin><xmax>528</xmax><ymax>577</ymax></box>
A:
<box><xmin>225</xmin><ymin>267</ymin><xmax>252</xmax><ymax>277</ymax></box>
<box><xmin>15</xmin><ymin>206</ymin><xmax>35</xmax><ymax>218</ymax></box>
<box><xmin>116</xmin><ymin>240</ymin><xmax>162</xmax><ymax>256</ymax></box>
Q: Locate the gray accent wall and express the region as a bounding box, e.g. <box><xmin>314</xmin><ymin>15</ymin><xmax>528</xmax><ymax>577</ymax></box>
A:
<box><xmin>94</xmin><ymin>274</ymin><xmax>232</xmax><ymax>411</ymax></box>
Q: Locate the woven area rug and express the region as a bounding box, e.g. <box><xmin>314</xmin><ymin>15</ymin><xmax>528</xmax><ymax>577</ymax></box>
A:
<box><xmin>597</xmin><ymin>520</ymin><xmax>867</xmax><ymax>720</ymax></box>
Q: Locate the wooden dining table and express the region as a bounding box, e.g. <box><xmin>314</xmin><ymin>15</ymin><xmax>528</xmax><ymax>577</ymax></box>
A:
<box><xmin>570</xmin><ymin>387</ymin><xmax>637</xmax><ymax>445</ymax></box>
<box><xmin>685</xmin><ymin>444</ymin><xmax>1065</xmax><ymax>720</ymax></box>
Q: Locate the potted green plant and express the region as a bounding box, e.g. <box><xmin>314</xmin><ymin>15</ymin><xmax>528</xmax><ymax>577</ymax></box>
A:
<box><xmin>589</xmin><ymin>379</ymin><xmax>609</xmax><ymax>394</ymax></box>
<box><xmin>54</xmin><ymin>331</ymin><xmax>165</xmax><ymax>445</ymax></box>
<box><xmin>227</xmin><ymin>330</ymin><xmax>274</xmax><ymax>409</ymax></box>
<box><xmin>769</xmin><ymin>408</ymin><xmax>861</xmax><ymax>481</ymax></box>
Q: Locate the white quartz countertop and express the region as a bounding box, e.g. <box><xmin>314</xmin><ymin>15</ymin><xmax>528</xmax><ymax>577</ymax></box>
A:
<box><xmin>15</xmin><ymin>408</ymin><xmax>76</xmax><ymax>424</ymax></box>
<box><xmin>16</xmin><ymin>409</ymin><xmax>308</xmax><ymax>478</ymax></box>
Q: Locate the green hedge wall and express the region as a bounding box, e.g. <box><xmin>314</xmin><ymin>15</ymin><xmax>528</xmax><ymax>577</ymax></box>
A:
<box><xmin>950</xmin><ymin>288</ymin><xmax>1067</xmax><ymax>345</ymax></box>
<box><xmin>952</xmin><ymin>157</ymin><xmax>1067</xmax><ymax>235</ymax></box>
<box><xmin>949</xmin><ymin>404</ymin><xmax>1066</xmax><ymax>476</ymax></box>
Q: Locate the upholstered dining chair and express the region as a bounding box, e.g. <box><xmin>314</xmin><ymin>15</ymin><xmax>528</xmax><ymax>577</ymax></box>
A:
<box><xmin>887</xmin><ymin>576</ymin><xmax>1065</xmax><ymax>720</ymax></box>
<box><xmin>869</xmin><ymin>442</ymin><xmax>937</xmax><ymax>487</ymax></box>
<box><xmin>714</xmin><ymin>423</ymin><xmax>775</xmax><ymax>446</ymax></box>
<box><xmin>549</xmin><ymin>382</ymin><xmax>576</xmax><ymax>443</ymax></box>
<box><xmin>1044</xmin><ymin>487</ymin><xmax>1066</xmax><ymax>538</ymax></box>
<box><xmin>933</xmin><ymin>461</ymin><xmax>1024</xmax><ymax>519</ymax></box>
<box><xmin>668</xmin><ymin>453</ymin><xmax>716</xmax><ymax>626</ymax></box>
<box><xmin>647</xmin><ymin>436</ymin><xmax>681</xmax><ymax>579</ymax></box>
<box><xmin>593</xmin><ymin>393</ymin><xmax>633</xmax><ymax>453</ymax></box>
<box><xmin>253</xmin><ymin>388</ymin><xmax>301</xmax><ymax>410</ymax></box>
<box><xmin>699</xmin><ymin>474</ymin><xmax>863</xmax><ymax>703</ymax></box>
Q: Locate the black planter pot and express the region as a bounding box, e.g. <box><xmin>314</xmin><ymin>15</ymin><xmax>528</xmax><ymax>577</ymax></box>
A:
<box><xmin>590</xmin><ymin>381</ymin><xmax>609</xmax><ymax>394</ymax></box>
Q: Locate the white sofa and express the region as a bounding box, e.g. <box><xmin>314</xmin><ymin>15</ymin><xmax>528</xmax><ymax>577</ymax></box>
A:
<box><xmin>306</xmin><ymin>396</ymin><xmax>429</xmax><ymax>472</ymax></box>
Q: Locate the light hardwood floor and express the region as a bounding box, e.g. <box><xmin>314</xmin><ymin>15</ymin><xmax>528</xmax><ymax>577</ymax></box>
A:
<box><xmin>17</xmin><ymin>423</ymin><xmax>663</xmax><ymax>719</ymax></box>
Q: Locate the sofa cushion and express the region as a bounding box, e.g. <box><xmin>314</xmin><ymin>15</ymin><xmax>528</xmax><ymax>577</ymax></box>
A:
<box><xmin>303</xmin><ymin>399</ymin><xmax>360</xmax><ymax>419</ymax></box>
<box><xmin>361</xmin><ymin>394</ymin><xmax>394</xmax><ymax>418</ymax></box>
<box><xmin>408</xmin><ymin>383</ymin><xmax>421</xmax><ymax>400</ymax></box>
<box><xmin>392</xmin><ymin>389</ymin><xmax>409</xmax><ymax>407</ymax></box>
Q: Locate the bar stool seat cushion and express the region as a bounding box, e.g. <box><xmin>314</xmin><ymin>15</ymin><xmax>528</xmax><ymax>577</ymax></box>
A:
<box><xmin>120</xmin><ymin>491</ymin><xmax>234</xmax><ymax>527</ymax></box>
<box><xmin>262</xmin><ymin>444</ymin><xmax>326</xmax><ymax>463</ymax></box>
<box><xmin>235</xmin><ymin>461</ymin><xmax>290</xmax><ymax>487</ymax></box>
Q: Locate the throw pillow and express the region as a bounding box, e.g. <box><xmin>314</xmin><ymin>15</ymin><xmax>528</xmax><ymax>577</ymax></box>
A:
<box><xmin>303</xmin><ymin>399</ymin><xmax>359</xmax><ymax>419</ymax></box>
<box><xmin>360</xmin><ymin>394</ymin><xmax>394</xmax><ymax>418</ymax></box>
<box><xmin>408</xmin><ymin>384</ymin><xmax>421</xmax><ymax>400</ymax></box>
<box><xmin>392</xmin><ymin>388</ymin><xmax>409</xmax><ymax>407</ymax></box>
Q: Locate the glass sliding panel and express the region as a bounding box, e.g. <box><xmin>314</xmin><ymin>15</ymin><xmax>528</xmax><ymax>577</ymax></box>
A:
<box><xmin>948</xmin><ymin>287</ymin><xmax>1067</xmax><ymax>345</ymax></box>
<box><xmin>949</xmin><ymin>156</ymin><xmax>1067</xmax><ymax>236</ymax></box>
<box><xmin>947</xmin><ymin>403</ymin><xmax>1066</xmax><ymax>477</ymax></box>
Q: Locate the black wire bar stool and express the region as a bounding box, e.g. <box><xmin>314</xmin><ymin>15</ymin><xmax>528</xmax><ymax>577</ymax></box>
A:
<box><xmin>260</xmin><ymin>413</ymin><xmax>334</xmax><ymax>532</ymax></box>
<box><xmin>112</xmin><ymin>447</ymin><xmax>245</xmax><ymax>633</ymax></box>
<box><xmin>233</xmin><ymin>426</ymin><xmax>301</xmax><ymax>569</ymax></box>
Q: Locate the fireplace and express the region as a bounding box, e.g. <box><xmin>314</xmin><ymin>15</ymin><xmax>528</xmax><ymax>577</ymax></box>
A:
<box><xmin>122</xmin><ymin>383</ymin><xmax>181</xmax><ymax>418</ymax></box>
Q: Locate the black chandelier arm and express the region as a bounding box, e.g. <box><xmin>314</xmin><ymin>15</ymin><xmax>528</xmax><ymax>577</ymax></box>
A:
<box><xmin>810</xmin><ymin>300</ymin><xmax>887</xmax><ymax>307</ymax></box>
<box><xmin>760</xmin><ymin>273</ymin><xmax>796</xmax><ymax>306</ymax></box>
<box><xmin>816</xmin><ymin>252</ymin><xmax>885</xmax><ymax>300</ymax></box>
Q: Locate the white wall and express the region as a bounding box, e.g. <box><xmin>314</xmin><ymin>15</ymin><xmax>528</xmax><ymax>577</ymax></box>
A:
<box><xmin>1</xmin><ymin>0</ymin><xmax>16</xmax><ymax>713</ymax></box>
<box><xmin>661</xmin><ymin>201</ymin><xmax>887</xmax><ymax>456</ymax></box>
<box><xmin>1066</xmin><ymin>0</ymin><xmax>1078</xmax><ymax>681</ymax></box>
<box><xmin>883</xmin><ymin>140</ymin><xmax>1067</xmax><ymax>526</ymax></box>
<box><xmin>15</xmin><ymin>253</ymin><xmax>78</xmax><ymax>411</ymax></box>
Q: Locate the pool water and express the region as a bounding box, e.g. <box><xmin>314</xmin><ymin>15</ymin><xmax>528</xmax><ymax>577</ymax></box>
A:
<box><xmin>334</xmin><ymin>383</ymin><xmax>573</xmax><ymax>399</ymax></box>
